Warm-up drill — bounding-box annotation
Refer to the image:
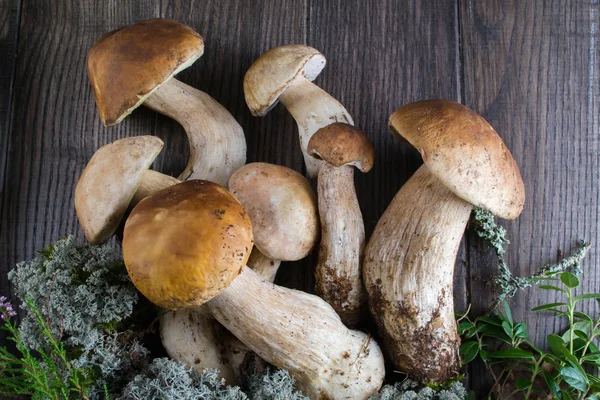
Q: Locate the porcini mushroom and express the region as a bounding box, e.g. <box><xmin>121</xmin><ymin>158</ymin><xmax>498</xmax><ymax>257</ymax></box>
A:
<box><xmin>229</xmin><ymin>162</ymin><xmax>319</xmax><ymax>282</ymax></box>
<box><xmin>363</xmin><ymin>100</ymin><xmax>525</xmax><ymax>384</ymax></box>
<box><xmin>307</xmin><ymin>123</ymin><xmax>374</xmax><ymax>327</ymax></box>
<box><xmin>123</xmin><ymin>180</ymin><xmax>385</xmax><ymax>399</ymax></box>
<box><xmin>244</xmin><ymin>45</ymin><xmax>352</xmax><ymax>178</ymax></box>
<box><xmin>74</xmin><ymin>136</ymin><xmax>178</xmax><ymax>244</ymax></box>
<box><xmin>87</xmin><ymin>18</ymin><xmax>246</xmax><ymax>185</ymax></box>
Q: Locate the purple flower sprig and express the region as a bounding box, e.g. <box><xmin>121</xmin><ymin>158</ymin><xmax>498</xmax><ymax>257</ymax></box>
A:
<box><xmin>0</xmin><ymin>295</ymin><xmax>17</xmax><ymax>320</ymax></box>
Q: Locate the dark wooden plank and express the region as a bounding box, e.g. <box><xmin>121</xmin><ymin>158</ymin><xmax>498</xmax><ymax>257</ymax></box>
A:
<box><xmin>0</xmin><ymin>1</ymin><xmax>161</xmax><ymax>298</ymax></box>
<box><xmin>0</xmin><ymin>0</ymin><xmax>21</xmax><ymax>297</ymax></box>
<box><xmin>460</xmin><ymin>0</ymin><xmax>600</xmax><ymax>395</ymax></box>
<box><xmin>157</xmin><ymin>0</ymin><xmax>310</xmax><ymax>290</ymax></box>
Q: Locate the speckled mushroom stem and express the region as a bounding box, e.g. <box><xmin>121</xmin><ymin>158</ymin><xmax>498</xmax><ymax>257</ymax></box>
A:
<box><xmin>279</xmin><ymin>77</ymin><xmax>353</xmax><ymax>178</ymax></box>
<box><xmin>246</xmin><ymin>248</ymin><xmax>282</xmax><ymax>283</ymax></box>
<box><xmin>363</xmin><ymin>165</ymin><xmax>472</xmax><ymax>384</ymax></box>
<box><xmin>315</xmin><ymin>163</ymin><xmax>366</xmax><ymax>327</ymax></box>
<box><xmin>208</xmin><ymin>267</ymin><xmax>385</xmax><ymax>400</ymax></box>
<box><xmin>143</xmin><ymin>77</ymin><xmax>246</xmax><ymax>185</ymax></box>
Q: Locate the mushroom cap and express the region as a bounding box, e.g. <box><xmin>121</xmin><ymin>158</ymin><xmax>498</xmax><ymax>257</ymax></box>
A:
<box><xmin>389</xmin><ymin>100</ymin><xmax>525</xmax><ymax>220</ymax></box>
<box><xmin>75</xmin><ymin>135</ymin><xmax>163</xmax><ymax>245</ymax></box>
<box><xmin>87</xmin><ymin>18</ymin><xmax>204</xmax><ymax>126</ymax></box>
<box><xmin>307</xmin><ymin>122</ymin><xmax>375</xmax><ymax>173</ymax></box>
<box><xmin>122</xmin><ymin>180</ymin><xmax>254</xmax><ymax>309</ymax></box>
<box><xmin>244</xmin><ymin>45</ymin><xmax>326</xmax><ymax>116</ymax></box>
<box><xmin>229</xmin><ymin>162</ymin><xmax>319</xmax><ymax>261</ymax></box>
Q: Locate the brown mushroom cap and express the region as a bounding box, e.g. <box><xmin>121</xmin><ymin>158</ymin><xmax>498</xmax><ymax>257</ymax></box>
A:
<box><xmin>75</xmin><ymin>136</ymin><xmax>163</xmax><ymax>245</ymax></box>
<box><xmin>389</xmin><ymin>100</ymin><xmax>525</xmax><ymax>220</ymax></box>
<box><xmin>87</xmin><ymin>18</ymin><xmax>204</xmax><ymax>126</ymax></box>
<box><xmin>122</xmin><ymin>180</ymin><xmax>253</xmax><ymax>309</ymax></box>
<box><xmin>229</xmin><ymin>163</ymin><xmax>319</xmax><ymax>261</ymax></box>
<box><xmin>243</xmin><ymin>45</ymin><xmax>326</xmax><ymax>116</ymax></box>
<box><xmin>308</xmin><ymin>122</ymin><xmax>375</xmax><ymax>173</ymax></box>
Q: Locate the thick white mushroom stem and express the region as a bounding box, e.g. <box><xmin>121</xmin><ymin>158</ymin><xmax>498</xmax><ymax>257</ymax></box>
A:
<box><xmin>363</xmin><ymin>165</ymin><xmax>472</xmax><ymax>384</ymax></box>
<box><xmin>159</xmin><ymin>308</ymin><xmax>237</xmax><ymax>384</ymax></box>
<box><xmin>143</xmin><ymin>77</ymin><xmax>246</xmax><ymax>185</ymax></box>
<box><xmin>208</xmin><ymin>267</ymin><xmax>385</xmax><ymax>400</ymax></box>
<box><xmin>315</xmin><ymin>163</ymin><xmax>366</xmax><ymax>327</ymax></box>
<box><xmin>247</xmin><ymin>248</ymin><xmax>281</xmax><ymax>283</ymax></box>
<box><xmin>279</xmin><ymin>76</ymin><xmax>353</xmax><ymax>178</ymax></box>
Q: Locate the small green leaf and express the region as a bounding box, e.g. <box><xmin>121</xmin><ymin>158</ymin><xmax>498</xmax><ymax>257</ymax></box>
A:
<box><xmin>490</xmin><ymin>349</ymin><xmax>535</xmax><ymax>360</ymax></box>
<box><xmin>574</xmin><ymin>293</ymin><xmax>600</xmax><ymax>301</ymax></box>
<box><xmin>501</xmin><ymin>321</ymin><xmax>514</xmax><ymax>339</ymax></box>
<box><xmin>475</xmin><ymin>315</ymin><xmax>504</xmax><ymax>326</ymax></box>
<box><xmin>532</xmin><ymin>302</ymin><xmax>567</xmax><ymax>311</ymax></box>
<box><xmin>539</xmin><ymin>284</ymin><xmax>567</xmax><ymax>293</ymax></box>
<box><xmin>515</xmin><ymin>378</ymin><xmax>532</xmax><ymax>391</ymax></box>
<box><xmin>479</xmin><ymin>325</ymin><xmax>512</xmax><ymax>344</ymax></box>
<box><xmin>502</xmin><ymin>301</ymin><xmax>513</xmax><ymax>325</ymax></box>
<box><xmin>573</xmin><ymin>311</ymin><xmax>593</xmax><ymax>322</ymax></box>
<box><xmin>479</xmin><ymin>349</ymin><xmax>491</xmax><ymax>361</ymax></box>
<box><xmin>588</xmin><ymin>395</ymin><xmax>599</xmax><ymax>400</ymax></box>
<box><xmin>581</xmin><ymin>352</ymin><xmax>600</xmax><ymax>363</ymax></box>
<box><xmin>548</xmin><ymin>334</ymin><xmax>568</xmax><ymax>356</ymax></box>
<box><xmin>559</xmin><ymin>366</ymin><xmax>589</xmax><ymax>391</ymax></box>
<box><xmin>458</xmin><ymin>321</ymin><xmax>475</xmax><ymax>335</ymax></box>
<box><xmin>560</xmin><ymin>272</ymin><xmax>580</xmax><ymax>288</ymax></box>
<box><xmin>514</xmin><ymin>322</ymin><xmax>529</xmax><ymax>339</ymax></box>
<box><xmin>460</xmin><ymin>341</ymin><xmax>479</xmax><ymax>364</ymax></box>
<box><xmin>541</xmin><ymin>370</ymin><xmax>560</xmax><ymax>397</ymax></box>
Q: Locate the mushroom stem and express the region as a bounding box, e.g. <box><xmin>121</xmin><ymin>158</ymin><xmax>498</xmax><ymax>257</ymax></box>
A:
<box><xmin>279</xmin><ymin>76</ymin><xmax>353</xmax><ymax>178</ymax></box>
<box><xmin>159</xmin><ymin>308</ymin><xmax>237</xmax><ymax>384</ymax></box>
<box><xmin>131</xmin><ymin>170</ymin><xmax>180</xmax><ymax>205</ymax></box>
<box><xmin>315</xmin><ymin>163</ymin><xmax>366</xmax><ymax>327</ymax></box>
<box><xmin>247</xmin><ymin>248</ymin><xmax>281</xmax><ymax>283</ymax></box>
<box><xmin>208</xmin><ymin>267</ymin><xmax>384</xmax><ymax>400</ymax></box>
<box><xmin>363</xmin><ymin>165</ymin><xmax>472</xmax><ymax>383</ymax></box>
<box><xmin>144</xmin><ymin>77</ymin><xmax>246</xmax><ymax>185</ymax></box>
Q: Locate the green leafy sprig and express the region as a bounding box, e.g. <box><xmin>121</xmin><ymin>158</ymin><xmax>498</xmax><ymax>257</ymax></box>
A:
<box><xmin>458</xmin><ymin>271</ymin><xmax>600</xmax><ymax>399</ymax></box>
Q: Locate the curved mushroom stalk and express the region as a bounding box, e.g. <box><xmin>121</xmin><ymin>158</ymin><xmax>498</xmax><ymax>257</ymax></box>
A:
<box><xmin>278</xmin><ymin>76</ymin><xmax>353</xmax><ymax>177</ymax></box>
<box><xmin>208</xmin><ymin>267</ymin><xmax>385</xmax><ymax>399</ymax></box>
<box><xmin>159</xmin><ymin>308</ymin><xmax>237</xmax><ymax>384</ymax></box>
<box><xmin>143</xmin><ymin>78</ymin><xmax>246</xmax><ymax>185</ymax></box>
<box><xmin>314</xmin><ymin>163</ymin><xmax>366</xmax><ymax>326</ymax></box>
<box><xmin>364</xmin><ymin>165</ymin><xmax>471</xmax><ymax>383</ymax></box>
<box><xmin>247</xmin><ymin>248</ymin><xmax>281</xmax><ymax>283</ymax></box>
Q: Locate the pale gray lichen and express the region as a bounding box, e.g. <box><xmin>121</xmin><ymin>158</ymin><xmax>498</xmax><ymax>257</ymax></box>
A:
<box><xmin>371</xmin><ymin>379</ymin><xmax>467</xmax><ymax>400</ymax></box>
<box><xmin>118</xmin><ymin>358</ymin><xmax>247</xmax><ymax>400</ymax></box>
<box><xmin>8</xmin><ymin>236</ymin><xmax>151</xmax><ymax>397</ymax></box>
<box><xmin>469</xmin><ymin>207</ymin><xmax>591</xmax><ymax>307</ymax></box>
<box><xmin>244</xmin><ymin>367</ymin><xmax>308</xmax><ymax>400</ymax></box>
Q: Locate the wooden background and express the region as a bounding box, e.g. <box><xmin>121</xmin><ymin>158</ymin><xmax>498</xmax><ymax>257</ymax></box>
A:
<box><xmin>0</xmin><ymin>0</ymin><xmax>598</xmax><ymax>395</ymax></box>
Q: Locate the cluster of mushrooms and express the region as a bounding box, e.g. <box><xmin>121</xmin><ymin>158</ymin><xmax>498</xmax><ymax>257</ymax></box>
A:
<box><xmin>74</xmin><ymin>19</ymin><xmax>525</xmax><ymax>399</ymax></box>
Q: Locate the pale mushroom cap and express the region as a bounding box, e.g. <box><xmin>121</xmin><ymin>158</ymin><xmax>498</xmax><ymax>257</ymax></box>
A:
<box><xmin>122</xmin><ymin>180</ymin><xmax>253</xmax><ymax>310</ymax></box>
<box><xmin>243</xmin><ymin>45</ymin><xmax>326</xmax><ymax>116</ymax></box>
<box><xmin>87</xmin><ymin>18</ymin><xmax>204</xmax><ymax>126</ymax></box>
<box><xmin>389</xmin><ymin>100</ymin><xmax>525</xmax><ymax>220</ymax></box>
<box><xmin>229</xmin><ymin>162</ymin><xmax>319</xmax><ymax>261</ymax></box>
<box><xmin>308</xmin><ymin>122</ymin><xmax>375</xmax><ymax>172</ymax></box>
<box><xmin>75</xmin><ymin>135</ymin><xmax>163</xmax><ymax>245</ymax></box>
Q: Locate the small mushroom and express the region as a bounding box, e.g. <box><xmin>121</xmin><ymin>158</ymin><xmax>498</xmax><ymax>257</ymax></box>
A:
<box><xmin>229</xmin><ymin>162</ymin><xmax>319</xmax><ymax>282</ymax></box>
<box><xmin>123</xmin><ymin>180</ymin><xmax>385</xmax><ymax>399</ymax></box>
<box><xmin>74</xmin><ymin>136</ymin><xmax>178</xmax><ymax>244</ymax></box>
<box><xmin>307</xmin><ymin>123</ymin><xmax>374</xmax><ymax>327</ymax></box>
<box><xmin>363</xmin><ymin>100</ymin><xmax>525</xmax><ymax>384</ymax></box>
<box><xmin>87</xmin><ymin>18</ymin><xmax>246</xmax><ymax>185</ymax></box>
<box><xmin>244</xmin><ymin>45</ymin><xmax>352</xmax><ymax>178</ymax></box>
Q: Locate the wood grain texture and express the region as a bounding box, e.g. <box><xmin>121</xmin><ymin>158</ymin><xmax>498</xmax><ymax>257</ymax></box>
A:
<box><xmin>460</xmin><ymin>0</ymin><xmax>600</xmax><ymax>394</ymax></box>
<box><xmin>0</xmin><ymin>0</ymin><xmax>21</xmax><ymax>297</ymax></box>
